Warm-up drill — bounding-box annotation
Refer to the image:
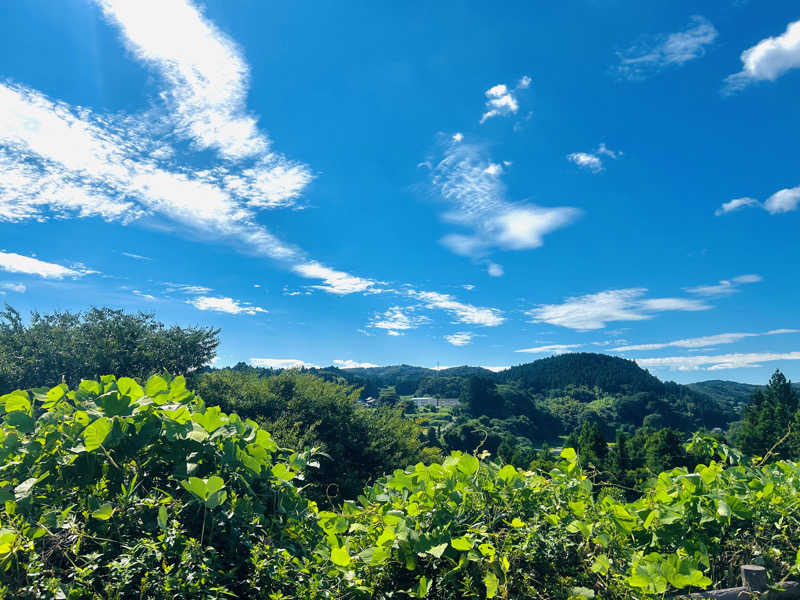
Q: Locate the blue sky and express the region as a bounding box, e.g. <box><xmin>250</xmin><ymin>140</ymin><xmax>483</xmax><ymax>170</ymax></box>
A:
<box><xmin>0</xmin><ymin>0</ymin><xmax>799</xmax><ymax>383</ymax></box>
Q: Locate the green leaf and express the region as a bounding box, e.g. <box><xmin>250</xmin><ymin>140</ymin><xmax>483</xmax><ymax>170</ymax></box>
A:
<box><xmin>451</xmin><ymin>536</ymin><xmax>473</xmax><ymax>551</ymax></box>
<box><xmin>157</xmin><ymin>505</ymin><xmax>168</xmax><ymax>530</ymax></box>
<box><xmin>414</xmin><ymin>575</ymin><xmax>431</xmax><ymax>598</ymax></box>
<box><xmin>510</xmin><ymin>517</ymin><xmax>525</xmax><ymax>528</ymax></box>
<box><xmin>427</xmin><ymin>542</ymin><xmax>448</xmax><ymax>558</ymax></box>
<box><xmin>83</xmin><ymin>417</ymin><xmax>113</xmax><ymax>452</ymax></box>
<box><xmin>116</xmin><ymin>377</ymin><xmax>143</xmax><ymax>399</ymax></box>
<box><xmin>144</xmin><ymin>376</ymin><xmax>169</xmax><ymax>399</ymax></box>
<box><xmin>91</xmin><ymin>503</ymin><xmax>114</xmax><ymax>520</ymax></box>
<box><xmin>331</xmin><ymin>545</ymin><xmax>351</xmax><ymax>567</ymax></box>
<box><xmin>3</xmin><ymin>392</ymin><xmax>31</xmax><ymax>414</ymax></box>
<box><xmin>78</xmin><ymin>380</ymin><xmax>101</xmax><ymax>396</ymax></box>
<box><xmin>560</xmin><ymin>447</ymin><xmax>577</xmax><ymax>463</ymax></box>
<box><xmin>457</xmin><ymin>454</ymin><xmax>479</xmax><ymax>476</ymax></box>
<box><xmin>484</xmin><ymin>572</ymin><xmax>499</xmax><ymax>598</ymax></box>
<box><xmin>192</xmin><ymin>406</ymin><xmax>226</xmax><ymax>433</ymax></box>
<box><xmin>590</xmin><ymin>554</ymin><xmax>611</xmax><ymax>575</ymax></box>
<box><xmin>271</xmin><ymin>463</ymin><xmax>296</xmax><ymax>482</ymax></box>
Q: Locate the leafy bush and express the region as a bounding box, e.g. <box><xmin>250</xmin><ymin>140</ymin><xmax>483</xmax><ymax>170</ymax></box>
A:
<box><xmin>0</xmin><ymin>375</ymin><xmax>317</xmax><ymax>598</ymax></box>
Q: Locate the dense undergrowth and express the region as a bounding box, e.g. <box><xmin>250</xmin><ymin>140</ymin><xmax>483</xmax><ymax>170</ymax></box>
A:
<box><xmin>1</xmin><ymin>376</ymin><xmax>799</xmax><ymax>599</ymax></box>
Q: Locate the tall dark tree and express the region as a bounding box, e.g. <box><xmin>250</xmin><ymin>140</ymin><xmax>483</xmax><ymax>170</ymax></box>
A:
<box><xmin>460</xmin><ymin>376</ymin><xmax>504</xmax><ymax>418</ymax></box>
<box><xmin>735</xmin><ymin>370</ymin><xmax>798</xmax><ymax>459</ymax></box>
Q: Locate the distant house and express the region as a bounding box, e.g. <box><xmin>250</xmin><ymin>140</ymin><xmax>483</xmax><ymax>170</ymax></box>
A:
<box><xmin>411</xmin><ymin>397</ymin><xmax>460</xmax><ymax>409</ymax></box>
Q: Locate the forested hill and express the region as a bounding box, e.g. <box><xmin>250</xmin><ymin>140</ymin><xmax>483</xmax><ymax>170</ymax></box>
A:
<box><xmin>495</xmin><ymin>353</ymin><xmax>664</xmax><ymax>394</ymax></box>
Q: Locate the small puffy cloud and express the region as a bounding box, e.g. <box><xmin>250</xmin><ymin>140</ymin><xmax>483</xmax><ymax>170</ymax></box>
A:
<box><xmin>452</xmin><ymin>132</ymin><xmax>464</xmax><ymax>143</ymax></box>
<box><xmin>765</xmin><ymin>186</ymin><xmax>800</xmax><ymax>214</ymax></box>
<box><xmin>187</xmin><ymin>295</ymin><xmax>267</xmax><ymax>315</ymax></box>
<box><xmin>483</xmin><ymin>163</ymin><xmax>503</xmax><ymax>176</ymax></box>
<box><xmin>333</xmin><ymin>359</ymin><xmax>379</xmax><ymax>369</ymax></box>
<box><xmin>445</xmin><ymin>332</ymin><xmax>474</xmax><ymax>346</ymax></box>
<box><xmin>634</xmin><ymin>351</ymin><xmax>800</xmax><ymax>371</ymax></box>
<box><xmin>567</xmin><ymin>152</ymin><xmax>603</xmax><ymax>173</ymax></box>
<box><xmin>617</xmin><ymin>16</ymin><xmax>718</xmax><ymax>80</ymax></box>
<box><xmin>724</xmin><ymin>20</ymin><xmax>800</xmax><ymax>93</ymax></box>
<box><xmin>686</xmin><ymin>274</ymin><xmax>762</xmax><ymax>297</ymax></box>
<box><xmin>515</xmin><ymin>343</ymin><xmax>581</xmax><ymax>354</ymax></box>
<box><xmin>487</xmin><ymin>263</ymin><xmax>504</xmax><ymax>277</ymax></box>
<box><xmin>0</xmin><ymin>282</ymin><xmax>26</xmax><ymax>293</ymax></box>
<box><xmin>527</xmin><ymin>288</ymin><xmax>710</xmax><ymax>331</ymax></box>
<box><xmin>249</xmin><ymin>358</ymin><xmax>317</xmax><ymax>369</ymax></box>
<box><xmin>479</xmin><ymin>76</ymin><xmax>531</xmax><ymax>123</ymax></box>
<box><xmin>369</xmin><ymin>305</ymin><xmax>430</xmax><ymax>335</ymax></box>
<box><xmin>0</xmin><ymin>251</ymin><xmax>91</xmax><ymax>279</ymax></box>
<box><xmin>567</xmin><ymin>143</ymin><xmax>621</xmax><ymax>174</ymax></box>
<box><xmin>715</xmin><ymin>197</ymin><xmax>760</xmax><ymax>216</ymax></box>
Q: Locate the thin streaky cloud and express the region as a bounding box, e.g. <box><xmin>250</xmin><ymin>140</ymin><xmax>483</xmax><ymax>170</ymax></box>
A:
<box><xmin>0</xmin><ymin>282</ymin><xmax>26</xmax><ymax>293</ymax></box>
<box><xmin>686</xmin><ymin>274</ymin><xmax>762</xmax><ymax>297</ymax></box>
<box><xmin>122</xmin><ymin>252</ymin><xmax>152</xmax><ymax>260</ymax></box>
<box><xmin>187</xmin><ymin>295</ymin><xmax>267</xmax><ymax>315</ymax></box>
<box><xmin>616</xmin><ymin>16</ymin><xmax>718</xmax><ymax>80</ymax></box>
<box><xmin>515</xmin><ymin>343</ymin><xmax>581</xmax><ymax>354</ymax></box>
<box><xmin>527</xmin><ymin>288</ymin><xmax>710</xmax><ymax>331</ymax></box>
<box><xmin>635</xmin><ymin>351</ymin><xmax>800</xmax><ymax>371</ymax></box>
<box><xmin>250</xmin><ymin>358</ymin><xmax>317</xmax><ymax>369</ymax></box>
<box><xmin>613</xmin><ymin>328</ymin><xmax>799</xmax><ymax>351</ymax></box>
<box><xmin>333</xmin><ymin>359</ymin><xmax>379</xmax><ymax>369</ymax></box>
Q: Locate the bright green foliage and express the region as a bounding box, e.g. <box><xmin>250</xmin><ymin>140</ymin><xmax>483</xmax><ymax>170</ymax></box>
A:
<box><xmin>734</xmin><ymin>370</ymin><xmax>799</xmax><ymax>459</ymax></box>
<box><xmin>0</xmin><ymin>375</ymin><xmax>317</xmax><ymax>598</ymax></box>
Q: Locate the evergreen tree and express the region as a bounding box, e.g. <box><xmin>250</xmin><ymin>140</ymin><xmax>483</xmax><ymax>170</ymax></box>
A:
<box><xmin>735</xmin><ymin>370</ymin><xmax>799</xmax><ymax>459</ymax></box>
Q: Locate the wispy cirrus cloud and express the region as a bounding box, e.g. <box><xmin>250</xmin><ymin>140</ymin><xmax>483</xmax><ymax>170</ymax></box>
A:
<box><xmin>429</xmin><ymin>140</ymin><xmax>579</xmax><ymax>276</ymax></box>
<box><xmin>187</xmin><ymin>295</ymin><xmax>267</xmax><ymax>315</ymax></box>
<box><xmin>515</xmin><ymin>343</ymin><xmax>581</xmax><ymax>354</ymax></box>
<box><xmin>0</xmin><ymin>0</ymin><xmax>502</xmax><ymax>337</ymax></box>
<box><xmin>0</xmin><ymin>282</ymin><xmax>26</xmax><ymax>293</ymax></box>
<box><xmin>685</xmin><ymin>274</ymin><xmax>762</xmax><ymax>297</ymax></box>
<box><xmin>527</xmin><ymin>288</ymin><xmax>710</xmax><ymax>331</ymax></box>
<box><xmin>408</xmin><ymin>289</ymin><xmax>504</xmax><ymax>327</ymax></box>
<box><xmin>715</xmin><ymin>187</ymin><xmax>800</xmax><ymax>215</ymax></box>
<box><xmin>635</xmin><ymin>351</ymin><xmax>800</xmax><ymax>371</ymax></box>
<box><xmin>616</xmin><ymin>16</ymin><xmax>718</xmax><ymax>80</ymax></box>
<box><xmin>724</xmin><ymin>19</ymin><xmax>800</xmax><ymax>94</ymax></box>
<box><xmin>0</xmin><ymin>251</ymin><xmax>94</xmax><ymax>279</ymax></box>
<box><xmin>613</xmin><ymin>328</ymin><xmax>799</xmax><ymax>352</ymax></box>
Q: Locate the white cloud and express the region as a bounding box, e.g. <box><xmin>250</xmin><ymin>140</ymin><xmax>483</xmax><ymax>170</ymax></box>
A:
<box><xmin>0</xmin><ymin>282</ymin><xmax>26</xmax><ymax>293</ymax></box>
<box><xmin>613</xmin><ymin>328</ymin><xmax>799</xmax><ymax>352</ymax></box>
<box><xmin>635</xmin><ymin>351</ymin><xmax>800</xmax><ymax>371</ymax></box>
<box><xmin>479</xmin><ymin>76</ymin><xmax>530</xmax><ymax>123</ymax></box>
<box><xmin>0</xmin><ymin>251</ymin><xmax>91</xmax><ymax>279</ymax></box>
<box><xmin>765</xmin><ymin>186</ymin><xmax>800</xmax><ymax>214</ymax></box>
<box><xmin>567</xmin><ymin>143</ymin><xmax>621</xmax><ymax>173</ymax></box>
<box><xmin>487</xmin><ymin>263</ymin><xmax>504</xmax><ymax>277</ymax></box>
<box><xmin>715</xmin><ymin>187</ymin><xmax>800</xmax><ymax>215</ymax></box>
<box><xmin>527</xmin><ymin>288</ymin><xmax>710</xmax><ymax>330</ymax></box>
<box><xmin>445</xmin><ymin>332</ymin><xmax>474</xmax><ymax>346</ymax></box>
<box><xmin>132</xmin><ymin>289</ymin><xmax>156</xmax><ymax>300</ymax></box>
<box><xmin>686</xmin><ymin>274</ymin><xmax>762</xmax><ymax>297</ymax></box>
<box><xmin>333</xmin><ymin>359</ymin><xmax>379</xmax><ymax>369</ymax></box>
<box><xmin>122</xmin><ymin>252</ymin><xmax>151</xmax><ymax>260</ymax></box>
<box><xmin>187</xmin><ymin>295</ymin><xmax>267</xmax><ymax>315</ymax></box>
<box><xmin>292</xmin><ymin>261</ymin><xmax>381</xmax><ymax>295</ymax></box>
<box><xmin>370</xmin><ymin>305</ymin><xmax>430</xmax><ymax>335</ymax></box>
<box><xmin>452</xmin><ymin>132</ymin><xmax>464</xmax><ymax>143</ymax></box>
<box><xmin>462</xmin><ymin>284</ymin><xmax>475</xmax><ymax>291</ymax></box>
<box><xmin>715</xmin><ymin>197</ymin><xmax>760</xmax><ymax>216</ymax></box>
<box><xmin>724</xmin><ymin>20</ymin><xmax>800</xmax><ymax>93</ymax></box>
<box><xmin>567</xmin><ymin>152</ymin><xmax>603</xmax><ymax>173</ymax></box>
<box><xmin>249</xmin><ymin>358</ymin><xmax>317</xmax><ymax>369</ymax></box>
<box><xmin>165</xmin><ymin>282</ymin><xmax>214</xmax><ymax>294</ymax></box>
<box><xmin>617</xmin><ymin>16</ymin><xmax>718</xmax><ymax>80</ymax></box>
<box><xmin>408</xmin><ymin>289</ymin><xmax>504</xmax><ymax>327</ymax></box>
<box><xmin>515</xmin><ymin>343</ymin><xmax>581</xmax><ymax>354</ymax></box>
<box><xmin>431</xmin><ymin>142</ymin><xmax>579</xmax><ymax>269</ymax></box>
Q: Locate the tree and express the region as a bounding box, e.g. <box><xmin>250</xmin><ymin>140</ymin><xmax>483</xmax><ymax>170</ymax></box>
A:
<box><xmin>460</xmin><ymin>376</ymin><xmax>504</xmax><ymax>418</ymax></box>
<box><xmin>734</xmin><ymin>370</ymin><xmax>799</xmax><ymax>459</ymax></box>
<box><xmin>193</xmin><ymin>369</ymin><xmax>432</xmax><ymax>502</ymax></box>
<box><xmin>0</xmin><ymin>305</ymin><xmax>218</xmax><ymax>392</ymax></box>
